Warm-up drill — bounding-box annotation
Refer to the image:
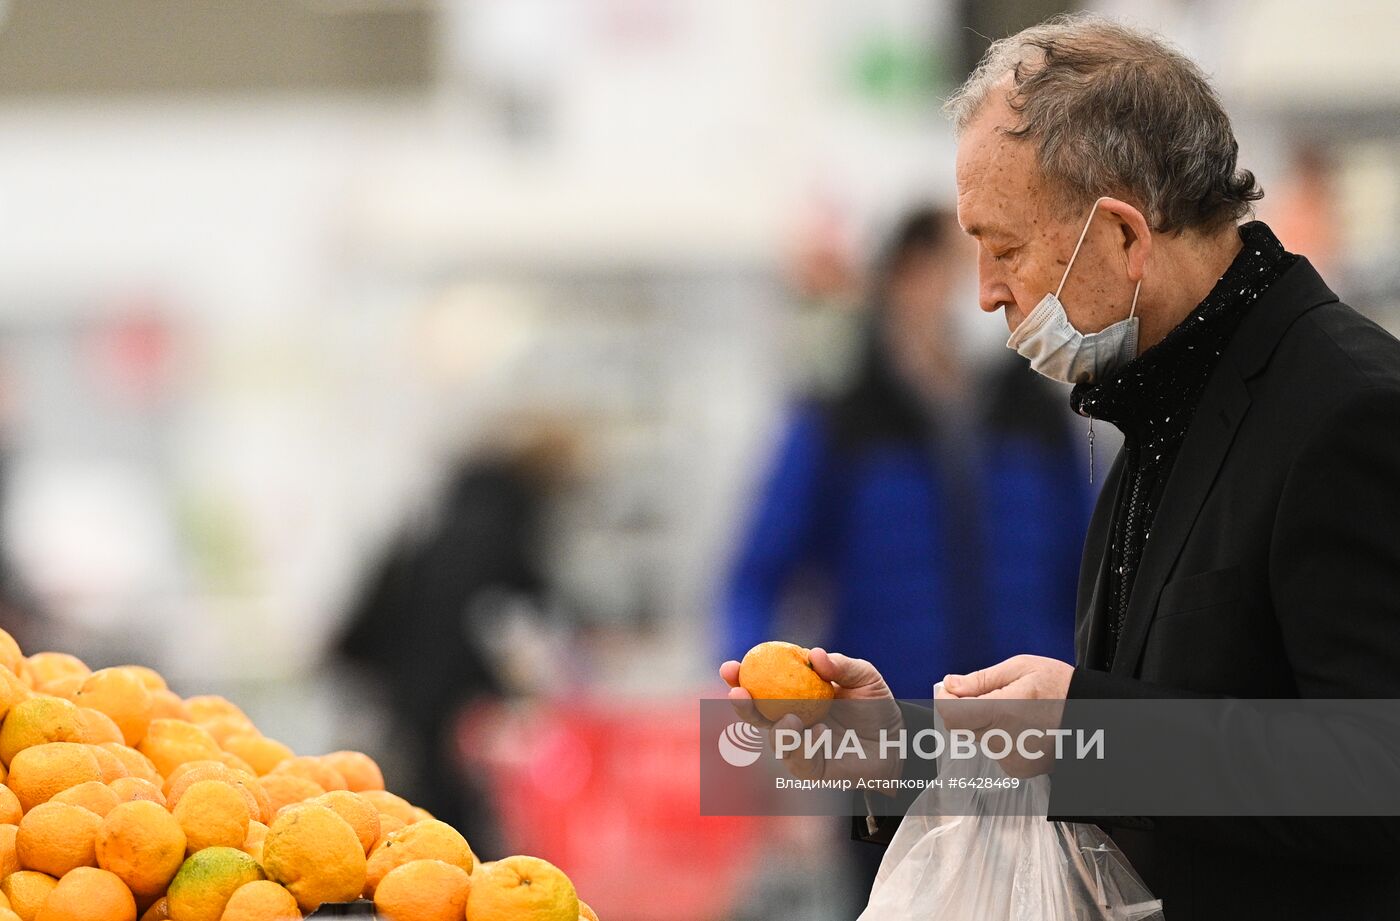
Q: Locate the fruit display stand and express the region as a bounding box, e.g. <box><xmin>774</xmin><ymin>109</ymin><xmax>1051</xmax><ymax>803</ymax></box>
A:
<box><xmin>458</xmin><ymin>694</ymin><xmax>766</xmax><ymax>921</ymax></box>
<box><xmin>0</xmin><ymin>632</ymin><xmax>601</xmax><ymax>921</ymax></box>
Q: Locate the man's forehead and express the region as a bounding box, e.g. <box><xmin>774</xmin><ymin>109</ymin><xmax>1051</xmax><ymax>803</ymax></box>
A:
<box><xmin>956</xmin><ymin>167</ymin><xmax>1026</xmax><ymax>240</ymax></box>
<box><xmin>955</xmin><ymin>110</ymin><xmax>1041</xmax><ymax>237</ymax></box>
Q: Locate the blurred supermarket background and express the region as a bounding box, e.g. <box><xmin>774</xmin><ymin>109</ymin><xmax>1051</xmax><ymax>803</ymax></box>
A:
<box><xmin>0</xmin><ymin>0</ymin><xmax>1397</xmax><ymax>918</ymax></box>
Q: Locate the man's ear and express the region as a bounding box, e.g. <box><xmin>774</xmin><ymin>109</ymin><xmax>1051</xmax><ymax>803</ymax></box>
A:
<box><xmin>1101</xmin><ymin>197</ymin><xmax>1152</xmax><ymax>283</ymax></box>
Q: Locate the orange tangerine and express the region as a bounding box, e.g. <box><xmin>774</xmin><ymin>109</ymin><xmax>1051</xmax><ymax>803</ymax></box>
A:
<box><xmin>8</xmin><ymin>743</ymin><xmax>104</xmax><ymax>813</ymax></box>
<box><xmin>0</xmin><ymin>669</ymin><xmax>31</xmax><ymax>724</ymax></box>
<box><xmin>163</xmin><ymin>760</ymin><xmax>227</xmax><ymax>796</ymax></box>
<box><xmin>23</xmin><ymin>655</ymin><xmax>89</xmax><ymax>693</ymax></box>
<box><xmin>96</xmin><ymin>801</ymin><xmax>186</xmax><ymax>901</ymax></box>
<box><xmin>0</xmin><ymin>629</ymin><xmax>23</xmax><ymax>675</ymax></box>
<box><xmin>738</xmin><ymin>641</ymin><xmax>836</xmax><ymax>726</ymax></box>
<box><xmin>257</xmin><ymin>775</ymin><xmax>322</xmax><ymax>816</ymax></box>
<box><xmin>236</xmin><ymin>777</ymin><xmax>271</xmax><ymax>826</ymax></box>
<box><xmin>357</xmin><ymin>791</ymin><xmax>417</xmax><ymax>826</ymax></box>
<box><xmin>16</xmin><ymin>801</ymin><xmax>101</xmax><ymax>877</ymax></box>
<box><xmin>165</xmin><ymin>764</ymin><xmax>267</xmax><ymax>826</ymax></box>
<box><xmin>88</xmin><ymin>744</ymin><xmax>132</xmax><ymax>783</ymax></box>
<box><xmin>108</xmin><ymin>777</ymin><xmax>166</xmax><ymax>807</ymax></box>
<box><xmin>76</xmin><ymin>708</ymin><xmax>125</xmax><ymax>746</ymax></box>
<box><xmin>165</xmin><ymin>763</ymin><xmax>231</xmax><ymax>801</ymax></box>
<box><xmin>136</xmin><ymin>721</ymin><xmax>220</xmax><ymax>779</ymax></box>
<box><xmin>50</xmin><ymin>781</ymin><xmax>120</xmax><ymax>818</ymax></box>
<box><xmin>75</xmin><ymin>669</ymin><xmax>154</xmax><ymax>748</ymax></box>
<box><xmin>267</xmin><ymin>759</ymin><xmax>345</xmax><ymax>793</ymax></box>
<box><xmin>198</xmin><ymin>716</ymin><xmax>254</xmax><ymax>748</ymax></box>
<box><xmin>370</xmin><ymin>815</ymin><xmax>406</xmax><ymax>851</ymax></box>
<box><xmin>216</xmin><ymin>752</ymin><xmax>258</xmax><ymax>778</ymax></box>
<box><xmin>465</xmin><ymin>856</ymin><xmax>578</xmax><ymax>921</ymax></box>
<box><xmin>579</xmin><ymin>901</ymin><xmax>600</xmax><ymax>921</ymax></box>
<box><xmin>0</xmin><ymin>785</ymin><xmax>21</xmax><ymax>824</ymax></box>
<box><xmin>34</xmin><ymin>676</ymin><xmax>82</xmax><ymax>702</ymax></box>
<box><xmin>364</xmin><ymin>820</ymin><xmax>474</xmax><ymax>898</ymax></box>
<box><xmin>34</xmin><ymin>866</ymin><xmax>136</xmax><ymax>921</ymax></box>
<box><xmin>373</xmin><ymin>859</ymin><xmax>471</xmax><ymax>921</ymax></box>
<box><xmin>219</xmin><ymin>880</ymin><xmax>301</xmax><ymax>921</ymax></box>
<box><xmin>98</xmin><ymin>745</ymin><xmax>161</xmax><ymax>785</ymax></box>
<box><xmin>318</xmin><ymin>753</ymin><xmax>384</xmax><ymax>793</ymax></box>
<box><xmin>261</xmin><ymin>803</ymin><xmax>366</xmax><ymax>912</ymax></box>
<box><xmin>0</xmin><ymin>697</ymin><xmax>85</xmax><ymax>766</ymax></box>
<box><xmin>240</xmin><ymin>821</ymin><xmax>268</xmax><ymax>865</ymax></box>
<box><xmin>115</xmin><ymin>667</ymin><xmax>166</xmax><ymax>694</ymax></box>
<box><xmin>173</xmin><ymin>780</ymin><xmax>251</xmax><ymax>854</ymax></box>
<box><xmin>0</xmin><ymin>822</ymin><xmax>19</xmax><ymax>878</ymax></box>
<box><xmin>1</xmin><ymin>871</ymin><xmax>59</xmax><ymax>921</ymax></box>
<box><xmin>219</xmin><ymin>737</ymin><xmax>291</xmax><ymax>778</ymax></box>
<box><xmin>148</xmin><ymin>691</ymin><xmax>187</xmax><ymax>722</ymax></box>
<box><xmin>308</xmin><ymin>792</ymin><xmax>379</xmax><ymax>855</ymax></box>
<box><xmin>182</xmin><ymin>697</ymin><xmax>247</xmax><ymax>726</ymax></box>
<box><xmin>166</xmin><ymin>847</ymin><xmax>265</xmax><ymax>921</ymax></box>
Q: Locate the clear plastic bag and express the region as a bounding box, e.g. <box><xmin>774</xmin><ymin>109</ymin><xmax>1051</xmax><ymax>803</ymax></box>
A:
<box><xmin>858</xmin><ymin>700</ymin><xmax>1164</xmax><ymax>921</ymax></box>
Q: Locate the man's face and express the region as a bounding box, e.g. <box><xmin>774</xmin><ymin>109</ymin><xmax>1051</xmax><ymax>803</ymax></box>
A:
<box><xmin>955</xmin><ymin>96</ymin><xmax>1133</xmax><ymax>335</ymax></box>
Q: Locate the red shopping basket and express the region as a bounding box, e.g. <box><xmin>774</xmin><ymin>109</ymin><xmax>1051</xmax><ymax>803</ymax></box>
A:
<box><xmin>457</xmin><ymin>694</ymin><xmax>765</xmax><ymax>921</ymax></box>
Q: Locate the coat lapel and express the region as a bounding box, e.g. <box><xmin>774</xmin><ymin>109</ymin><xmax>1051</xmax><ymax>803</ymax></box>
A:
<box><xmin>1109</xmin><ymin>366</ymin><xmax>1251</xmax><ymax>676</ymax></box>
<box><xmin>1107</xmin><ymin>256</ymin><xmax>1338</xmax><ymax>677</ymax></box>
<box><xmin>1078</xmin><ymin>539</ymin><xmax>1111</xmax><ymax>668</ymax></box>
<box><xmin>1077</xmin><ymin>450</ymin><xmax>1124</xmax><ymax>669</ymax></box>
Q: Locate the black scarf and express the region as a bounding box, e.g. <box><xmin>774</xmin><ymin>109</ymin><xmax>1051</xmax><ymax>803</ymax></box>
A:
<box><xmin>1069</xmin><ymin>221</ymin><xmax>1295</xmax><ymax>669</ymax></box>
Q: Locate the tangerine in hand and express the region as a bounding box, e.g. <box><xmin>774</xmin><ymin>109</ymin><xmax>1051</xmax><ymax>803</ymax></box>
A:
<box><xmin>738</xmin><ymin>642</ymin><xmax>836</xmax><ymax>726</ymax></box>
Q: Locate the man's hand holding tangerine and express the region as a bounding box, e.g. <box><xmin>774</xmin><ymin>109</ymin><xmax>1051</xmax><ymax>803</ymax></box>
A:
<box><xmin>719</xmin><ymin>645</ymin><xmax>905</xmax><ymax>786</ymax></box>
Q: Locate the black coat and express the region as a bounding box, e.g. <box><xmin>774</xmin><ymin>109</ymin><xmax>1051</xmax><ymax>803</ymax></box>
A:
<box><xmin>1054</xmin><ymin>256</ymin><xmax>1400</xmax><ymax>919</ymax></box>
<box><xmin>855</xmin><ymin>256</ymin><xmax>1400</xmax><ymax>917</ymax></box>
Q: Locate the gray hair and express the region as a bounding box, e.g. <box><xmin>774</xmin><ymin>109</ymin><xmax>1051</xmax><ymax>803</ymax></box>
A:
<box><xmin>944</xmin><ymin>14</ymin><xmax>1261</xmax><ymax>234</ymax></box>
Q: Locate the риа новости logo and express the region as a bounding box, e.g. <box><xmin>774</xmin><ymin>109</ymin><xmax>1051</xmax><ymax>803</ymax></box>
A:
<box><xmin>718</xmin><ymin>721</ymin><xmax>764</xmax><ymax>767</ymax></box>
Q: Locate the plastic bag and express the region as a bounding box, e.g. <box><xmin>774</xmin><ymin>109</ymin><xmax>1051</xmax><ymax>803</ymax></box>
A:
<box><xmin>858</xmin><ymin>700</ymin><xmax>1164</xmax><ymax>921</ymax></box>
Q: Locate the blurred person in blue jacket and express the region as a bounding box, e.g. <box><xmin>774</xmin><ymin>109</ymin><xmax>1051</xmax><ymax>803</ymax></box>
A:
<box><xmin>722</xmin><ymin>206</ymin><xmax>1093</xmax><ymax>701</ymax></box>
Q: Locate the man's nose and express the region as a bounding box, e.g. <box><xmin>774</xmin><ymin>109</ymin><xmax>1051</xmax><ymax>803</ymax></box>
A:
<box><xmin>976</xmin><ymin>251</ymin><xmax>1013</xmax><ymax>314</ymax></box>
<box><xmin>978</xmin><ymin>277</ymin><xmax>1013</xmax><ymax>315</ymax></box>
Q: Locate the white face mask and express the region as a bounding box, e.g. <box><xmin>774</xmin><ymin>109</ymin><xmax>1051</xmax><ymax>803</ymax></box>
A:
<box><xmin>1005</xmin><ymin>197</ymin><xmax>1143</xmax><ymax>385</ymax></box>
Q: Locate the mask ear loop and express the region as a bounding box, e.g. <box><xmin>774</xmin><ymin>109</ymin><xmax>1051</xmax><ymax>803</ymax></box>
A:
<box><xmin>1060</xmin><ymin>196</ymin><xmax>1121</xmax><ymax>488</ymax></box>
<box><xmin>1055</xmin><ymin>196</ymin><xmax>1109</xmax><ymax>300</ymax></box>
<box><xmin>1060</xmin><ymin>196</ymin><xmax>1145</xmax><ymax>321</ymax></box>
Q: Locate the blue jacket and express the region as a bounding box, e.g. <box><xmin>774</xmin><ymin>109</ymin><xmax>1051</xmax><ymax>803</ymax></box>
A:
<box><xmin>723</xmin><ymin>357</ymin><xmax>1094</xmax><ymax>699</ymax></box>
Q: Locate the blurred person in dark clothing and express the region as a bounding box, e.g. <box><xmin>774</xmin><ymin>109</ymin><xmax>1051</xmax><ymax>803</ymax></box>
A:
<box><xmin>720</xmin><ymin>206</ymin><xmax>1092</xmax><ymax>913</ymax></box>
<box><xmin>722</xmin><ymin>207</ymin><xmax>1092</xmax><ymax>702</ymax></box>
<box><xmin>338</xmin><ymin>426</ymin><xmax>574</xmax><ymax>858</ymax></box>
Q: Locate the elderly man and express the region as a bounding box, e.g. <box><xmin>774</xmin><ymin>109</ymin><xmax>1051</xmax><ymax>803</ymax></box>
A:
<box><xmin>721</xmin><ymin>13</ymin><xmax>1400</xmax><ymax>920</ymax></box>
